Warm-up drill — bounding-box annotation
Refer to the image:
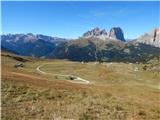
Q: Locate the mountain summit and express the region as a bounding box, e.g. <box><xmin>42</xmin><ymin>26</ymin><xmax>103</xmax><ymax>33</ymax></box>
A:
<box><xmin>108</xmin><ymin>27</ymin><xmax>125</xmax><ymax>41</ymax></box>
<box><xmin>83</xmin><ymin>27</ymin><xmax>125</xmax><ymax>41</ymax></box>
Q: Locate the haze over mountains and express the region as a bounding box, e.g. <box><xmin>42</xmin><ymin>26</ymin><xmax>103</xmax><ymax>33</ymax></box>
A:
<box><xmin>1</xmin><ymin>27</ymin><xmax>160</xmax><ymax>62</ymax></box>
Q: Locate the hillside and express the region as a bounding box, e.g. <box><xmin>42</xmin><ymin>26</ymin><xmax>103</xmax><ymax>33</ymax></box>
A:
<box><xmin>49</xmin><ymin>37</ymin><xmax>160</xmax><ymax>63</ymax></box>
<box><xmin>1</xmin><ymin>51</ymin><xmax>160</xmax><ymax>120</ymax></box>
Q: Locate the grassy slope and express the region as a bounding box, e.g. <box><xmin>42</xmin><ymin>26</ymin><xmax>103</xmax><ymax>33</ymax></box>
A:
<box><xmin>39</xmin><ymin>61</ymin><xmax>159</xmax><ymax>88</ymax></box>
<box><xmin>1</xmin><ymin>52</ymin><xmax>160</xmax><ymax>120</ymax></box>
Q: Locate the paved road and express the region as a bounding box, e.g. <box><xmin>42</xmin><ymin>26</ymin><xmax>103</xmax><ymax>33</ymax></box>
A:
<box><xmin>36</xmin><ymin>64</ymin><xmax>90</xmax><ymax>84</ymax></box>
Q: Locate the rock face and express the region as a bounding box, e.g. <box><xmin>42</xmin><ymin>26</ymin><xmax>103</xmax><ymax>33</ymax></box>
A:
<box><xmin>83</xmin><ymin>27</ymin><xmax>108</xmax><ymax>40</ymax></box>
<box><xmin>108</xmin><ymin>27</ymin><xmax>125</xmax><ymax>41</ymax></box>
<box><xmin>136</xmin><ymin>28</ymin><xmax>160</xmax><ymax>48</ymax></box>
<box><xmin>83</xmin><ymin>27</ymin><xmax>125</xmax><ymax>41</ymax></box>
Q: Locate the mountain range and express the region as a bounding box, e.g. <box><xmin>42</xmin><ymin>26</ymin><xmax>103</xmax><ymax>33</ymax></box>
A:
<box><xmin>1</xmin><ymin>33</ymin><xmax>66</xmax><ymax>57</ymax></box>
<box><xmin>1</xmin><ymin>27</ymin><xmax>160</xmax><ymax>63</ymax></box>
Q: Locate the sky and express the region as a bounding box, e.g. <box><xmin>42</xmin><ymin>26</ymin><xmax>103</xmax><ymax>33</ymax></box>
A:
<box><xmin>1</xmin><ymin>1</ymin><xmax>160</xmax><ymax>39</ymax></box>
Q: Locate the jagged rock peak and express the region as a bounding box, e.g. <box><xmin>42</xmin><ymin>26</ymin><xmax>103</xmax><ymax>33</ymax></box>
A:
<box><xmin>83</xmin><ymin>27</ymin><xmax>125</xmax><ymax>41</ymax></box>
<box><xmin>136</xmin><ymin>28</ymin><xmax>160</xmax><ymax>48</ymax></box>
<box><xmin>83</xmin><ymin>27</ymin><xmax>108</xmax><ymax>39</ymax></box>
<box><xmin>108</xmin><ymin>27</ymin><xmax>125</xmax><ymax>41</ymax></box>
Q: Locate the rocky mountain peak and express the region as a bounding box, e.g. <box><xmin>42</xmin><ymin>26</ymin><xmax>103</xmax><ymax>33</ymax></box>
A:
<box><xmin>108</xmin><ymin>27</ymin><xmax>125</xmax><ymax>41</ymax></box>
<box><xmin>136</xmin><ymin>28</ymin><xmax>160</xmax><ymax>48</ymax></box>
<box><xmin>83</xmin><ymin>27</ymin><xmax>125</xmax><ymax>41</ymax></box>
<box><xmin>83</xmin><ymin>27</ymin><xmax>107</xmax><ymax>39</ymax></box>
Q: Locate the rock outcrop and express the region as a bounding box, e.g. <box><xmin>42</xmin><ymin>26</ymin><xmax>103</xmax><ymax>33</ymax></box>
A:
<box><xmin>83</xmin><ymin>27</ymin><xmax>108</xmax><ymax>40</ymax></box>
<box><xmin>136</xmin><ymin>28</ymin><xmax>160</xmax><ymax>48</ymax></box>
<box><xmin>108</xmin><ymin>27</ymin><xmax>125</xmax><ymax>41</ymax></box>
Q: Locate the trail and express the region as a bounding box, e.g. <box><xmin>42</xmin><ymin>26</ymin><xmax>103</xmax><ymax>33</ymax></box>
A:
<box><xmin>36</xmin><ymin>64</ymin><xmax>90</xmax><ymax>84</ymax></box>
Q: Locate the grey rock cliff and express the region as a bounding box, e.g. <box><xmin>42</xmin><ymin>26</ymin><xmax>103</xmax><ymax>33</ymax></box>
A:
<box><xmin>136</xmin><ymin>28</ymin><xmax>160</xmax><ymax>48</ymax></box>
<box><xmin>108</xmin><ymin>27</ymin><xmax>125</xmax><ymax>41</ymax></box>
<box><xmin>83</xmin><ymin>27</ymin><xmax>108</xmax><ymax>40</ymax></box>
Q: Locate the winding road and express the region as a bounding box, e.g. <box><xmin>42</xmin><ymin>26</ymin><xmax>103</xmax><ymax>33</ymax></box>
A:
<box><xmin>36</xmin><ymin>64</ymin><xmax>90</xmax><ymax>84</ymax></box>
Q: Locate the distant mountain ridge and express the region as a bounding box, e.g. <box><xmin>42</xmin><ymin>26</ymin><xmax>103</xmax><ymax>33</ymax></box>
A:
<box><xmin>1</xmin><ymin>27</ymin><xmax>160</xmax><ymax>62</ymax></box>
<box><xmin>1</xmin><ymin>33</ymin><xmax>66</xmax><ymax>57</ymax></box>
<box><xmin>1</xmin><ymin>33</ymin><xmax>67</xmax><ymax>43</ymax></box>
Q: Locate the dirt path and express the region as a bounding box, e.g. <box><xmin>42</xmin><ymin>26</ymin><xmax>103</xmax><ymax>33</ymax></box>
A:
<box><xmin>36</xmin><ymin>64</ymin><xmax>90</xmax><ymax>84</ymax></box>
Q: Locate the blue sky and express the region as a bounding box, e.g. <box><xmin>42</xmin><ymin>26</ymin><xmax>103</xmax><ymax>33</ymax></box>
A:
<box><xmin>1</xmin><ymin>1</ymin><xmax>160</xmax><ymax>39</ymax></box>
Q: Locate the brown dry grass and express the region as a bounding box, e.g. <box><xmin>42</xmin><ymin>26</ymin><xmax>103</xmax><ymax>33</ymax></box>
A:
<box><xmin>1</xmin><ymin>53</ymin><xmax>160</xmax><ymax>120</ymax></box>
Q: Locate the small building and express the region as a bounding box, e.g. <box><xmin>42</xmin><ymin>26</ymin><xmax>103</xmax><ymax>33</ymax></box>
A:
<box><xmin>14</xmin><ymin>63</ymin><xmax>24</xmax><ymax>68</ymax></box>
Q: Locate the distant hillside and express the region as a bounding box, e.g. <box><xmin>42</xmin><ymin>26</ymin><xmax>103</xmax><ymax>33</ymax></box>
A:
<box><xmin>48</xmin><ymin>37</ymin><xmax>160</xmax><ymax>63</ymax></box>
<box><xmin>1</xmin><ymin>46</ymin><xmax>19</xmax><ymax>54</ymax></box>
